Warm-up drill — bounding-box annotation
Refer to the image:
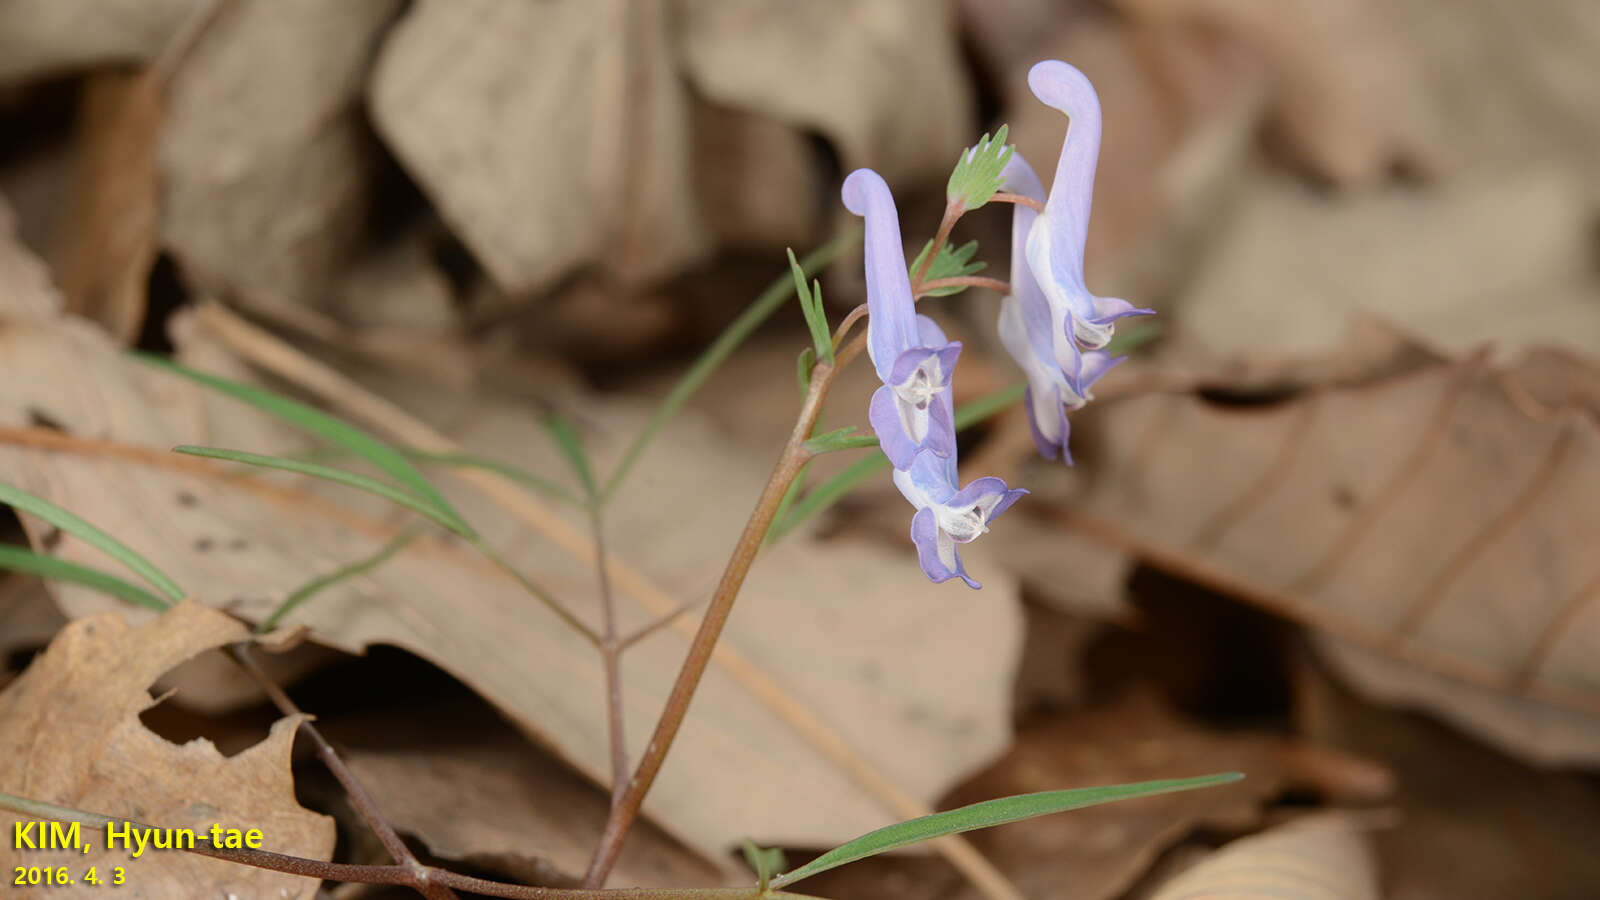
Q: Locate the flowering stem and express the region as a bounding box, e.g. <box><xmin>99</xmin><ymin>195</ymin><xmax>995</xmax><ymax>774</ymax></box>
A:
<box><xmin>916</xmin><ymin>276</ymin><xmax>1012</xmax><ymax>298</ymax></box>
<box><xmin>582</xmin><ymin>356</ymin><xmax>842</xmax><ymax>888</ymax></box>
<box><xmin>990</xmin><ymin>191</ymin><xmax>1045</xmax><ymax>213</ymax></box>
<box><xmin>0</xmin><ymin>793</ymin><xmax>811</xmax><ymax>899</ymax></box>
<box><xmin>909</xmin><ymin>199</ymin><xmax>964</xmax><ymax>292</ymax></box>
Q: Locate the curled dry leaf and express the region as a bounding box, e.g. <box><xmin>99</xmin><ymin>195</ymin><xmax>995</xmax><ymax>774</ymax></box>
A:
<box><xmin>677</xmin><ymin>0</ymin><xmax>975</xmax><ymax>185</ymax></box>
<box><xmin>0</xmin><ymin>315</ymin><xmax>1022</xmax><ymax>862</ymax></box>
<box><xmin>0</xmin><ymin>0</ymin><xmax>205</xmax><ymax>85</ymax></box>
<box><xmin>1147</xmin><ymin>813</ymin><xmax>1378</xmax><ymax>900</ymax></box>
<box><xmin>1033</xmin><ymin>326</ymin><xmax>1600</xmax><ymax>764</ymax></box>
<box><xmin>160</xmin><ymin>0</ymin><xmax>401</xmax><ymax>306</ymax></box>
<box><xmin>0</xmin><ymin>602</ymin><xmax>335</xmax><ymax>899</ymax></box>
<box><xmin>370</xmin><ymin>0</ymin><xmax>710</xmax><ymax>297</ymax></box>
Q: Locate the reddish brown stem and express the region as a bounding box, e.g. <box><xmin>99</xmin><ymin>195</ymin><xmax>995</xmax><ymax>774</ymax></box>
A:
<box><xmin>916</xmin><ymin>276</ymin><xmax>1012</xmax><ymax>298</ymax></box>
<box><xmin>591</xmin><ymin>506</ymin><xmax>630</xmax><ymax>808</ymax></box>
<box><xmin>226</xmin><ymin>644</ymin><xmax>457</xmax><ymax>900</ymax></box>
<box><xmin>581</xmin><ymin>358</ymin><xmax>840</xmax><ymax>887</ymax></box>
<box><xmin>990</xmin><ymin>190</ymin><xmax>1045</xmax><ymax>213</ymax></box>
<box><xmin>909</xmin><ymin>199</ymin><xmax>964</xmax><ymax>292</ymax></box>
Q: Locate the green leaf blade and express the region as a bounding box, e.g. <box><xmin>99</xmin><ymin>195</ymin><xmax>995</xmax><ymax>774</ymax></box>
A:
<box><xmin>541</xmin><ymin>414</ymin><xmax>597</xmax><ymax>503</ymax></box>
<box><xmin>0</xmin><ymin>544</ymin><xmax>169</xmax><ymax>611</ymax></box>
<box><xmin>773</xmin><ymin>773</ymin><xmax>1242</xmax><ymax>888</ymax></box>
<box><xmin>0</xmin><ymin>481</ymin><xmax>184</xmax><ymax>603</ymax></box>
<box><xmin>173</xmin><ymin>446</ymin><xmax>475</xmax><ymax>537</ymax></box>
<box><xmin>138</xmin><ymin>356</ymin><xmax>468</xmax><ymax>532</ymax></box>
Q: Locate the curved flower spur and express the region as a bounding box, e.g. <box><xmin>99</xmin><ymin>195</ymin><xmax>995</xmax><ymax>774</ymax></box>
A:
<box><xmin>842</xmin><ymin>168</ymin><xmax>963</xmax><ymax>470</ymax></box>
<box><xmin>842</xmin><ymin>168</ymin><xmax>1026</xmax><ymax>588</ymax></box>
<box><xmin>1021</xmin><ymin>60</ymin><xmax>1153</xmax><ymax>379</ymax></box>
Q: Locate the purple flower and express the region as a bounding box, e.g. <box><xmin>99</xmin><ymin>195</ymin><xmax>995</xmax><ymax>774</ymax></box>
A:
<box><xmin>842</xmin><ymin>168</ymin><xmax>963</xmax><ymax>470</ymax></box>
<box><xmin>1023</xmin><ymin>61</ymin><xmax>1152</xmax><ymax>357</ymax></box>
<box><xmin>892</xmin><ymin>430</ymin><xmax>1028</xmax><ymax>589</ymax></box>
<box><xmin>995</xmin><ymin>150</ymin><xmax>1121</xmax><ymax>463</ymax></box>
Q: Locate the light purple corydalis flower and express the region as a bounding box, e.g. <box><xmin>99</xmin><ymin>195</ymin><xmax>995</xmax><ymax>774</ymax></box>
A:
<box><xmin>995</xmin><ymin>150</ymin><xmax>1121</xmax><ymax>463</ymax></box>
<box><xmin>842</xmin><ymin>168</ymin><xmax>962</xmax><ymax>470</ymax></box>
<box><xmin>892</xmin><ymin>417</ymin><xmax>1028</xmax><ymax>589</ymax></box>
<box><xmin>1023</xmin><ymin>60</ymin><xmax>1153</xmax><ymax>357</ymax></box>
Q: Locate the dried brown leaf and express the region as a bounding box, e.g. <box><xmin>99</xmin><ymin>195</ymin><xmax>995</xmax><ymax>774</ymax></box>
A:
<box><xmin>0</xmin><ymin>315</ymin><xmax>1022</xmax><ymax>862</ymax></box>
<box><xmin>1115</xmin><ymin>0</ymin><xmax>1418</xmax><ymax>186</ymax></box>
<box><xmin>0</xmin><ymin>0</ymin><xmax>205</xmax><ymax>85</ymax></box>
<box><xmin>161</xmin><ymin>0</ymin><xmax>400</xmax><ymax>305</ymax></box>
<box><xmin>370</xmin><ymin>0</ymin><xmax>711</xmax><ymax>296</ymax></box>
<box><xmin>0</xmin><ymin>602</ymin><xmax>334</xmax><ymax>899</ymax></box>
<box><xmin>0</xmin><ymin>195</ymin><xmax>62</xmax><ymax>320</ymax></box>
<box><xmin>1147</xmin><ymin>813</ymin><xmax>1378</xmax><ymax>900</ymax></box>
<box><xmin>677</xmin><ymin>0</ymin><xmax>975</xmax><ymax>185</ymax></box>
<box><xmin>52</xmin><ymin>70</ymin><xmax>162</xmax><ymax>344</ymax></box>
<box><xmin>1172</xmin><ymin>168</ymin><xmax>1600</xmax><ymax>366</ymax></box>
<box><xmin>1034</xmin><ymin>329</ymin><xmax>1600</xmax><ymax>764</ymax></box>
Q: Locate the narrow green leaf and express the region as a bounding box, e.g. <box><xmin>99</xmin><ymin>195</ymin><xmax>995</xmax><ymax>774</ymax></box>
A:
<box><xmin>802</xmin><ymin>427</ymin><xmax>879</xmax><ymax>455</ymax></box>
<box><xmin>0</xmin><ymin>544</ymin><xmax>168</xmax><ymax>611</ymax></box>
<box><xmin>600</xmin><ymin>228</ymin><xmax>861</xmax><ymax>504</ymax></box>
<box><xmin>788</xmin><ymin>248</ymin><xmax>834</xmax><ymax>364</ymax></box>
<box><xmin>772</xmin><ymin>773</ymin><xmax>1242</xmax><ymax>888</ymax></box>
<box><xmin>742</xmin><ymin>839</ymin><xmax>787</xmax><ymax>891</ymax></box>
<box><xmin>138</xmin><ymin>356</ymin><xmax>468</xmax><ymax>531</ymax></box>
<box><xmin>542</xmin><ymin>414</ymin><xmax>597</xmax><ymax>502</ymax></box>
<box><xmin>946</xmin><ymin>124</ymin><xmax>1015</xmax><ymax>212</ymax></box>
<box><xmin>173</xmin><ymin>446</ymin><xmax>475</xmax><ymax>538</ymax></box>
<box><xmin>0</xmin><ymin>481</ymin><xmax>184</xmax><ymax>603</ymax></box>
<box><xmin>258</xmin><ymin>527</ymin><xmax>420</xmax><ymax>632</ymax></box>
<box><xmin>403</xmin><ymin>450</ymin><xmax>579</xmax><ymax>507</ymax></box>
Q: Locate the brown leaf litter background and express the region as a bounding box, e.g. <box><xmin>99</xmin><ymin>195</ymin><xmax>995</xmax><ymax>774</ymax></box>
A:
<box><xmin>1</xmin><ymin>0</ymin><xmax>1598</xmax><ymax>898</ymax></box>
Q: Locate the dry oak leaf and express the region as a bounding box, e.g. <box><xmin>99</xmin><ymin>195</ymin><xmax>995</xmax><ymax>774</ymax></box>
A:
<box><xmin>677</xmin><ymin>0</ymin><xmax>975</xmax><ymax>185</ymax></box>
<box><xmin>369</xmin><ymin>0</ymin><xmax>711</xmax><ymax>296</ymax></box>
<box><xmin>1036</xmin><ymin>328</ymin><xmax>1600</xmax><ymax>765</ymax></box>
<box><xmin>1147</xmin><ymin>813</ymin><xmax>1378</xmax><ymax>900</ymax></box>
<box><xmin>0</xmin><ymin>315</ymin><xmax>1021</xmax><ymax>862</ymax></box>
<box><xmin>0</xmin><ymin>602</ymin><xmax>335</xmax><ymax>899</ymax></box>
<box><xmin>160</xmin><ymin>0</ymin><xmax>401</xmax><ymax>306</ymax></box>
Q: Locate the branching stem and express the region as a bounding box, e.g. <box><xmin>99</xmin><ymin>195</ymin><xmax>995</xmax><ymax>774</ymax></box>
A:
<box><xmin>582</xmin><ymin>356</ymin><xmax>842</xmax><ymax>887</ymax></box>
